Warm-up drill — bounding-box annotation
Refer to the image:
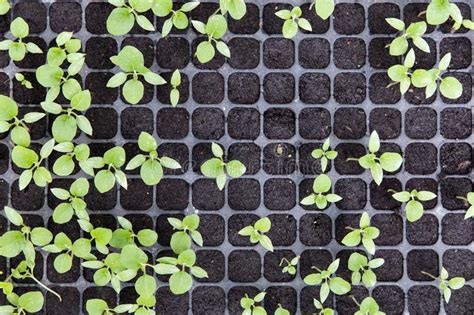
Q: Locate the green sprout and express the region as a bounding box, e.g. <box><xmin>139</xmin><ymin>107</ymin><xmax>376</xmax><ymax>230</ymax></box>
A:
<box><xmin>238</xmin><ymin>217</ymin><xmax>273</xmax><ymax>252</ymax></box>
<box><xmin>352</xmin><ymin>296</ymin><xmax>385</xmax><ymax>315</ymax></box>
<box><xmin>341</xmin><ymin>212</ymin><xmax>380</xmax><ymax>255</ymax></box>
<box><xmin>107</xmin><ymin>46</ymin><xmax>166</xmax><ymax>104</ymax></box>
<box><xmin>106</xmin><ymin>216</ymin><xmax>158</xmax><ymax>249</ymax></box>
<box><xmin>47</xmin><ymin>32</ymin><xmax>83</xmax><ymax>70</ymax></box>
<box><xmin>388</xmin><ymin>48</ymin><xmax>415</xmax><ymax>95</ymax></box>
<box><xmin>192</xmin><ymin>14</ymin><xmax>230</xmax><ymax>63</ymax></box>
<box><xmin>411</xmin><ymin>53</ymin><xmax>463</xmax><ymax>99</ymax></box>
<box><xmin>13</xmin><ymin>139</ymin><xmax>55</xmax><ymax>190</ymax></box>
<box><xmin>219</xmin><ymin>0</ymin><xmax>247</xmax><ymax>20</ymax></box>
<box><xmin>240</xmin><ymin>291</ymin><xmax>266</xmax><ymax>315</ymax></box>
<box><xmin>279</xmin><ymin>256</ymin><xmax>299</xmax><ymax>275</ymax></box>
<box><xmin>457</xmin><ymin>192</ymin><xmax>474</xmax><ymax>219</ymax></box>
<box><xmin>106</xmin><ymin>0</ymin><xmax>155</xmax><ymax>35</ymax></box>
<box><xmin>275</xmin><ymin>304</ymin><xmax>290</xmax><ymax>315</ymax></box>
<box><xmin>170</xmin><ymin>69</ymin><xmax>181</xmax><ymax>107</ymax></box>
<box><xmin>200</xmin><ymin>142</ymin><xmax>246</xmax><ymax>190</ymax></box>
<box><xmin>309</xmin><ymin>0</ymin><xmax>334</xmax><ymax>20</ymax></box>
<box><xmin>155</xmin><ymin>1</ymin><xmax>199</xmax><ymax>37</ymax></box>
<box><xmin>86</xmin><ymin>299</ymin><xmax>140</xmax><ymax>315</ymax></box>
<box><xmin>154</xmin><ymin>249</ymin><xmax>208</xmax><ymax>295</ymax></box>
<box><xmin>126</xmin><ymin>131</ymin><xmax>181</xmax><ymax>185</ymax></box>
<box><xmin>426</xmin><ymin>0</ymin><xmax>474</xmax><ymax>31</ymax></box>
<box><xmin>421</xmin><ymin>267</ymin><xmax>465</xmax><ymax>303</ymax></box>
<box><xmin>304</xmin><ymin>258</ymin><xmax>351</xmax><ymax>304</ymax></box>
<box><xmin>349</xmin><ymin>130</ymin><xmax>403</xmax><ymax>186</ymax></box>
<box><xmin>14</xmin><ymin>73</ymin><xmax>32</xmax><ymax>89</ymax></box>
<box><xmin>0</xmin><ymin>17</ymin><xmax>42</xmax><ymax>61</ymax></box>
<box><xmin>0</xmin><ymin>0</ymin><xmax>10</xmax><ymax>15</ymax></box>
<box><xmin>312</xmin><ymin>138</ymin><xmax>337</xmax><ymax>173</ymax></box>
<box><xmin>52</xmin><ymin>142</ymin><xmax>100</xmax><ymax>177</ymax></box>
<box><xmin>0</xmin><ymin>290</ymin><xmax>44</xmax><ymax>314</ymax></box>
<box><xmin>168</xmin><ymin>214</ymin><xmax>204</xmax><ymax>254</ymax></box>
<box><xmin>93</xmin><ymin>146</ymin><xmax>128</xmax><ymax>193</ymax></box>
<box><xmin>313</xmin><ymin>299</ymin><xmax>334</xmax><ymax>315</ymax></box>
<box><xmin>275</xmin><ymin>6</ymin><xmax>312</xmax><ymax>39</ymax></box>
<box><xmin>390</xmin><ymin>189</ymin><xmax>437</xmax><ymax>222</ymax></box>
<box><xmin>50</xmin><ymin>178</ymin><xmax>90</xmax><ymax>224</ymax></box>
<box><xmin>300</xmin><ymin>174</ymin><xmax>342</xmax><ymax>209</ymax></box>
<box><xmin>0</xmin><ymin>95</ymin><xmax>45</xmax><ymax>148</ymax></box>
<box><xmin>348</xmin><ymin>252</ymin><xmax>384</xmax><ymax>287</ymax></box>
<box><xmin>385</xmin><ymin>19</ymin><xmax>429</xmax><ymax>56</ymax></box>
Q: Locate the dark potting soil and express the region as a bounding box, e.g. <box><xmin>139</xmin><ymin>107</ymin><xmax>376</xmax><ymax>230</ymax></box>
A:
<box><xmin>0</xmin><ymin>1</ymin><xmax>472</xmax><ymax>314</ymax></box>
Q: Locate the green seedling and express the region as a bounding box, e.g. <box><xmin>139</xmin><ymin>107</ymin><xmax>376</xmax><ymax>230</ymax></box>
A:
<box><xmin>304</xmin><ymin>258</ymin><xmax>351</xmax><ymax>303</ymax></box>
<box><xmin>426</xmin><ymin>0</ymin><xmax>464</xmax><ymax>29</ymax></box>
<box><xmin>240</xmin><ymin>291</ymin><xmax>266</xmax><ymax>315</ymax></box>
<box><xmin>192</xmin><ymin>15</ymin><xmax>230</xmax><ymax>63</ymax></box>
<box><xmin>15</xmin><ymin>73</ymin><xmax>32</xmax><ymax>89</ymax></box>
<box><xmin>168</xmin><ymin>214</ymin><xmax>203</xmax><ymax>254</ymax></box>
<box><xmin>86</xmin><ymin>299</ymin><xmax>140</xmax><ymax>315</ymax></box>
<box><xmin>421</xmin><ymin>267</ymin><xmax>465</xmax><ymax>303</ymax></box>
<box><xmin>0</xmin><ymin>17</ymin><xmax>42</xmax><ymax>61</ymax></box>
<box><xmin>349</xmin><ymin>130</ymin><xmax>403</xmax><ymax>186</ymax></box>
<box><xmin>457</xmin><ymin>192</ymin><xmax>474</xmax><ymax>219</ymax></box>
<box><xmin>388</xmin><ymin>49</ymin><xmax>415</xmax><ymax>94</ymax></box>
<box><xmin>300</xmin><ymin>174</ymin><xmax>342</xmax><ymax>209</ymax></box>
<box><xmin>0</xmin><ymin>208</ymin><xmax>62</xmax><ymax>300</ymax></box>
<box><xmin>275</xmin><ymin>6</ymin><xmax>312</xmax><ymax>39</ymax></box>
<box><xmin>385</xmin><ymin>19</ymin><xmax>429</xmax><ymax>55</ymax></box>
<box><xmin>47</xmin><ymin>31</ymin><xmax>83</xmax><ymax>65</ymax></box>
<box><xmin>0</xmin><ymin>0</ymin><xmax>10</xmax><ymax>15</ymax></box>
<box><xmin>107</xmin><ymin>216</ymin><xmax>158</xmax><ymax>249</ymax></box>
<box><xmin>13</xmin><ymin>139</ymin><xmax>55</xmax><ymax>190</ymax></box>
<box><xmin>309</xmin><ymin>0</ymin><xmax>334</xmax><ymax>20</ymax></box>
<box><xmin>274</xmin><ymin>304</ymin><xmax>290</xmax><ymax>315</ymax></box>
<box><xmin>0</xmin><ymin>290</ymin><xmax>44</xmax><ymax>314</ymax></box>
<box><xmin>0</xmin><ymin>95</ymin><xmax>45</xmax><ymax>147</ymax></box>
<box><xmin>154</xmin><ymin>248</ymin><xmax>208</xmax><ymax>295</ymax></box>
<box><xmin>313</xmin><ymin>298</ymin><xmax>334</xmax><ymax>315</ymax></box>
<box><xmin>126</xmin><ymin>132</ymin><xmax>181</xmax><ymax>185</ymax></box>
<box><xmin>219</xmin><ymin>0</ymin><xmax>247</xmax><ymax>19</ymax></box>
<box><xmin>390</xmin><ymin>189</ymin><xmax>437</xmax><ymax>222</ymax></box>
<box><xmin>155</xmin><ymin>1</ymin><xmax>199</xmax><ymax>37</ymax></box>
<box><xmin>52</xmin><ymin>142</ymin><xmax>100</xmax><ymax>177</ymax></box>
<box><xmin>341</xmin><ymin>212</ymin><xmax>380</xmax><ymax>255</ymax></box>
<box><xmin>352</xmin><ymin>296</ymin><xmax>385</xmax><ymax>315</ymax></box>
<box><xmin>170</xmin><ymin>69</ymin><xmax>181</xmax><ymax>106</ymax></box>
<box><xmin>348</xmin><ymin>252</ymin><xmax>384</xmax><ymax>287</ymax></box>
<box><xmin>411</xmin><ymin>53</ymin><xmax>463</xmax><ymax>99</ymax></box>
<box><xmin>50</xmin><ymin>178</ymin><xmax>90</xmax><ymax>224</ymax></box>
<box><xmin>93</xmin><ymin>146</ymin><xmax>128</xmax><ymax>193</ymax></box>
<box><xmin>238</xmin><ymin>217</ymin><xmax>274</xmax><ymax>252</ymax></box>
<box><xmin>312</xmin><ymin>138</ymin><xmax>337</xmax><ymax>173</ymax></box>
<box><xmin>201</xmin><ymin>142</ymin><xmax>246</xmax><ymax>190</ymax></box>
<box><xmin>106</xmin><ymin>0</ymin><xmax>155</xmax><ymax>35</ymax></box>
<box><xmin>107</xmin><ymin>46</ymin><xmax>166</xmax><ymax>104</ymax></box>
<box><xmin>279</xmin><ymin>256</ymin><xmax>299</xmax><ymax>275</ymax></box>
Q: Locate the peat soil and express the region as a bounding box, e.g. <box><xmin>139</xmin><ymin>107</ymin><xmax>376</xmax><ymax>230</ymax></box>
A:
<box><xmin>0</xmin><ymin>1</ymin><xmax>473</xmax><ymax>314</ymax></box>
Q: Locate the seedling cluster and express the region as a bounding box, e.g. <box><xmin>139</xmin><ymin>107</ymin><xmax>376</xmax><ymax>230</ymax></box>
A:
<box><xmin>0</xmin><ymin>0</ymin><xmax>471</xmax><ymax>314</ymax></box>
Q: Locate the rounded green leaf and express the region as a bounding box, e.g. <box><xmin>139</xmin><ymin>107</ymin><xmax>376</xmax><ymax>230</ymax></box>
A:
<box><xmin>313</xmin><ymin>174</ymin><xmax>331</xmax><ymax>193</ymax></box>
<box><xmin>201</xmin><ymin>158</ymin><xmax>224</xmax><ymax>178</ymax></box>
<box><xmin>12</xmin><ymin>145</ymin><xmax>38</xmax><ymax>169</ymax></box>
<box><xmin>137</xmin><ymin>229</ymin><xmax>158</xmax><ymax>247</ymax></box>
<box><xmin>53</xmin><ymin>203</ymin><xmax>74</xmax><ymax>224</ymax></box>
<box><xmin>341</xmin><ymin>230</ymin><xmax>361</xmax><ymax>247</ymax></box>
<box><xmin>9</xmin><ymin>42</ymin><xmax>26</xmax><ymax>61</ymax></box>
<box><xmin>11</xmin><ymin>125</ymin><xmax>30</xmax><ymax>147</ymax></box>
<box><xmin>53</xmin><ymin>155</ymin><xmax>75</xmax><ymax>176</ymax></box>
<box><xmin>169</xmin><ymin>271</ymin><xmax>193</xmax><ymax>295</ymax></box>
<box><xmin>282</xmin><ymin>19</ymin><xmax>298</xmax><ymax>38</ymax></box>
<box><xmin>54</xmin><ymin>253</ymin><xmax>73</xmax><ymax>273</ymax></box>
<box><xmin>123</xmin><ymin>79</ymin><xmax>144</xmax><ymax>105</ymax></box>
<box><xmin>329</xmin><ymin>277</ymin><xmax>351</xmax><ymax>295</ymax></box>
<box><xmin>426</xmin><ymin>0</ymin><xmax>450</xmax><ymax>25</ymax></box>
<box><xmin>170</xmin><ymin>231</ymin><xmax>191</xmax><ymax>254</ymax></box>
<box><xmin>31</xmin><ymin>227</ymin><xmax>53</xmax><ymax>246</ymax></box>
<box><xmin>406</xmin><ymin>200</ymin><xmax>424</xmax><ymax>222</ymax></box>
<box><xmin>205</xmin><ymin>14</ymin><xmax>227</xmax><ymax>39</ymax></box>
<box><xmin>107</xmin><ymin>7</ymin><xmax>135</xmax><ymax>36</ymax></box>
<box><xmin>94</xmin><ymin>170</ymin><xmax>116</xmax><ymax>193</ymax></box>
<box><xmin>138</xmin><ymin>132</ymin><xmax>157</xmax><ymax>152</ymax></box>
<box><xmin>93</xmin><ymin>268</ymin><xmax>111</xmax><ymax>286</ymax></box>
<box><xmin>0</xmin><ymin>95</ymin><xmax>18</xmax><ymax>121</ymax></box>
<box><xmin>107</xmin><ymin>72</ymin><xmax>128</xmax><ymax>88</ymax></box>
<box><xmin>226</xmin><ymin>160</ymin><xmax>246</xmax><ymax>178</ymax></box>
<box><xmin>440</xmin><ymin>76</ymin><xmax>462</xmax><ymax>100</ymax></box>
<box><xmin>362</xmin><ymin>269</ymin><xmax>377</xmax><ymax>287</ymax></box>
<box><xmin>140</xmin><ymin>159</ymin><xmax>163</xmax><ymax>186</ymax></box>
<box><xmin>70</xmin><ymin>178</ymin><xmax>89</xmax><ymax>197</ymax></box>
<box><xmin>11</xmin><ymin>17</ymin><xmax>29</xmax><ymax>39</ymax></box>
<box><xmin>195</xmin><ymin>41</ymin><xmax>215</xmax><ymax>64</ymax></box>
<box><xmin>52</xmin><ymin>115</ymin><xmax>77</xmax><ymax>143</ymax></box>
<box><xmin>136</xmin><ymin>274</ymin><xmax>156</xmax><ymax>296</ymax></box>
<box><xmin>379</xmin><ymin>152</ymin><xmax>403</xmax><ymax>172</ymax></box>
<box><xmin>315</xmin><ymin>0</ymin><xmax>334</xmax><ymax>20</ymax></box>
<box><xmin>18</xmin><ymin>292</ymin><xmax>43</xmax><ymax>313</ymax></box>
<box><xmin>36</xmin><ymin>64</ymin><xmax>63</xmax><ymax>88</ymax></box>
<box><xmin>389</xmin><ymin>36</ymin><xmax>408</xmax><ymax>56</ymax></box>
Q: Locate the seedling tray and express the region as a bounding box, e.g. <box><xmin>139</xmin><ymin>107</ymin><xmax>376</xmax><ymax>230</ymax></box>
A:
<box><xmin>0</xmin><ymin>0</ymin><xmax>472</xmax><ymax>314</ymax></box>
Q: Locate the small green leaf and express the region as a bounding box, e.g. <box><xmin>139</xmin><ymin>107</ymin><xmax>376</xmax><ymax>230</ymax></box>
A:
<box><xmin>107</xmin><ymin>7</ymin><xmax>135</xmax><ymax>36</ymax></box>
<box><xmin>440</xmin><ymin>76</ymin><xmax>462</xmax><ymax>99</ymax></box>
<box><xmin>123</xmin><ymin>79</ymin><xmax>144</xmax><ymax>105</ymax></box>
<box><xmin>169</xmin><ymin>271</ymin><xmax>193</xmax><ymax>295</ymax></box>
<box><xmin>18</xmin><ymin>292</ymin><xmax>43</xmax><ymax>313</ymax></box>
<box><xmin>11</xmin><ymin>17</ymin><xmax>29</xmax><ymax>39</ymax></box>
<box><xmin>54</xmin><ymin>253</ymin><xmax>73</xmax><ymax>273</ymax></box>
